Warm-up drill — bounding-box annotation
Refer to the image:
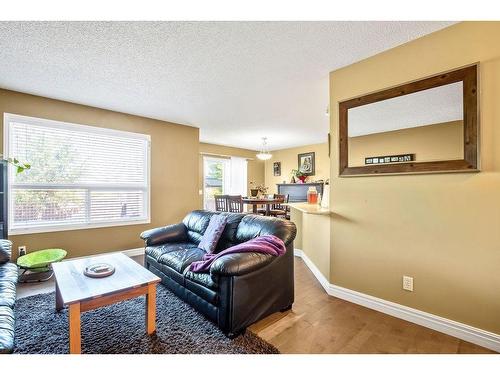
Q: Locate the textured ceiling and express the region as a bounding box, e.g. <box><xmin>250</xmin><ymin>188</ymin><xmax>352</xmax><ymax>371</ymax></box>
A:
<box><xmin>0</xmin><ymin>21</ymin><xmax>455</xmax><ymax>150</ymax></box>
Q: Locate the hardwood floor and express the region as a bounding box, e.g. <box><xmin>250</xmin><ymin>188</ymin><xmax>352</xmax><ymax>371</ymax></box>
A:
<box><xmin>17</xmin><ymin>254</ymin><xmax>495</xmax><ymax>354</ymax></box>
<box><xmin>249</xmin><ymin>258</ymin><xmax>495</xmax><ymax>354</ymax></box>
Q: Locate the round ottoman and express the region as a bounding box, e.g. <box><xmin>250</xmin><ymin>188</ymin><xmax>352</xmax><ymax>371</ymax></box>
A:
<box><xmin>17</xmin><ymin>248</ymin><xmax>67</xmax><ymax>283</ymax></box>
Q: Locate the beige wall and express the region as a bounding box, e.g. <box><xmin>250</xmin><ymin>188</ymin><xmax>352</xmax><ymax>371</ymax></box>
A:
<box><xmin>329</xmin><ymin>22</ymin><xmax>500</xmax><ymax>333</ymax></box>
<box><xmin>198</xmin><ymin>143</ymin><xmax>265</xmax><ymax>207</ymax></box>
<box><xmin>264</xmin><ymin>142</ymin><xmax>330</xmax><ymax>194</ymax></box>
<box><xmin>348</xmin><ymin>121</ymin><xmax>464</xmax><ymax>167</ymax></box>
<box><xmin>0</xmin><ymin>89</ymin><xmax>200</xmax><ymax>260</ymax></box>
<box><xmin>291</xmin><ymin>208</ymin><xmax>331</xmax><ymax>280</ymax></box>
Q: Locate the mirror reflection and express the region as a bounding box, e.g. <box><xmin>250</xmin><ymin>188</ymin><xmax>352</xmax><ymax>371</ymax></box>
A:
<box><xmin>347</xmin><ymin>82</ymin><xmax>464</xmax><ymax>167</ymax></box>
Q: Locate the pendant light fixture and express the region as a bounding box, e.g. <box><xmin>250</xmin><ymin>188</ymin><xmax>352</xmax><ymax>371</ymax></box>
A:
<box><xmin>256</xmin><ymin>137</ymin><xmax>272</xmax><ymax>160</ymax></box>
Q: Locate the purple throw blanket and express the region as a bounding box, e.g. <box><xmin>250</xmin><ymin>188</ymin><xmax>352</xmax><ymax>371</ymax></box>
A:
<box><xmin>188</xmin><ymin>235</ymin><xmax>286</xmax><ymax>273</ymax></box>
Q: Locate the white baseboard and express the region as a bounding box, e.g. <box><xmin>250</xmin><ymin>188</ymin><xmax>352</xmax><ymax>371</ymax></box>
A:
<box><xmin>294</xmin><ymin>248</ymin><xmax>500</xmax><ymax>353</ymax></box>
<box><xmin>122</xmin><ymin>247</ymin><xmax>145</xmax><ymax>257</ymax></box>
<box><xmin>294</xmin><ymin>249</ymin><xmax>331</xmax><ymax>293</ymax></box>
<box><xmin>63</xmin><ymin>247</ymin><xmax>145</xmax><ymax>261</ymax></box>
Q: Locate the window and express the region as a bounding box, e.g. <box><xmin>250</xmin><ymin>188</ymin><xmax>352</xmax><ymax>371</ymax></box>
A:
<box><xmin>4</xmin><ymin>113</ymin><xmax>150</xmax><ymax>234</ymax></box>
<box><xmin>202</xmin><ymin>156</ymin><xmax>247</xmax><ymax>210</ymax></box>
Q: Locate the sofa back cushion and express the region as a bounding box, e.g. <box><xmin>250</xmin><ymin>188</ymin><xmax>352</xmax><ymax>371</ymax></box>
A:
<box><xmin>182</xmin><ymin>210</ymin><xmax>296</xmax><ymax>250</ymax></box>
<box><xmin>214</xmin><ymin>212</ymin><xmax>246</xmax><ymax>252</ymax></box>
<box><xmin>235</xmin><ymin>215</ymin><xmax>297</xmax><ymax>247</ymax></box>
<box><xmin>182</xmin><ymin>210</ymin><xmax>216</xmax><ymax>244</ymax></box>
<box><xmin>198</xmin><ymin>215</ymin><xmax>228</xmax><ymax>253</ymax></box>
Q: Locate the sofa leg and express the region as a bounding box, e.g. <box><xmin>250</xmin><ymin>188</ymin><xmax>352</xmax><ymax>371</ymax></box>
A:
<box><xmin>225</xmin><ymin>328</ymin><xmax>246</xmax><ymax>339</ymax></box>
<box><xmin>280</xmin><ymin>304</ymin><xmax>293</xmax><ymax>312</ymax></box>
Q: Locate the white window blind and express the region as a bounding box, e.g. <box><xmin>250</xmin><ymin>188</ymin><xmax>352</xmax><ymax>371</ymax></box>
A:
<box><xmin>229</xmin><ymin>157</ymin><xmax>248</xmax><ymax>196</ymax></box>
<box><xmin>4</xmin><ymin>113</ymin><xmax>150</xmax><ymax>235</ymax></box>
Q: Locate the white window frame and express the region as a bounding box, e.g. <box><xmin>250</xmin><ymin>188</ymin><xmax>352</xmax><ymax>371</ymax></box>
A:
<box><xmin>202</xmin><ymin>156</ymin><xmax>230</xmax><ymax>210</ymax></box>
<box><xmin>3</xmin><ymin>113</ymin><xmax>151</xmax><ymax>235</ymax></box>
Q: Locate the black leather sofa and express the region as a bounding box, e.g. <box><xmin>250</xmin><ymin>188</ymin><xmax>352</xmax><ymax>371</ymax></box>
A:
<box><xmin>140</xmin><ymin>210</ymin><xmax>296</xmax><ymax>337</ymax></box>
<box><xmin>0</xmin><ymin>240</ymin><xmax>16</xmax><ymax>354</ymax></box>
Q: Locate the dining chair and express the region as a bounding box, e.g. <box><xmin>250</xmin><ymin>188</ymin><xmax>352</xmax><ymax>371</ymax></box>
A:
<box><xmin>214</xmin><ymin>194</ymin><xmax>229</xmax><ymax>212</ymax></box>
<box><xmin>256</xmin><ymin>196</ymin><xmax>271</xmax><ymax>215</ymax></box>
<box><xmin>227</xmin><ymin>195</ymin><xmax>244</xmax><ymax>213</ymax></box>
<box><xmin>269</xmin><ymin>194</ymin><xmax>290</xmax><ymax>219</ymax></box>
<box><xmin>256</xmin><ymin>205</ymin><xmax>267</xmax><ymax>215</ymax></box>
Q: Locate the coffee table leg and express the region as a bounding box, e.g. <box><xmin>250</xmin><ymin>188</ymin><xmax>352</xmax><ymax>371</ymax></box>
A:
<box><xmin>146</xmin><ymin>284</ymin><xmax>156</xmax><ymax>335</ymax></box>
<box><xmin>69</xmin><ymin>303</ymin><xmax>81</xmax><ymax>354</ymax></box>
<box><xmin>56</xmin><ymin>281</ymin><xmax>63</xmax><ymax>312</ymax></box>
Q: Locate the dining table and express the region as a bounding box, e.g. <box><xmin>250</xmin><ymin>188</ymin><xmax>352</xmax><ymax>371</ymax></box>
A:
<box><xmin>242</xmin><ymin>197</ymin><xmax>284</xmax><ymax>216</ymax></box>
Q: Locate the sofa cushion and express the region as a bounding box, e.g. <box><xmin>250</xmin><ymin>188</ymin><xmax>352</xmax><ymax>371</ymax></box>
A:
<box><xmin>198</xmin><ymin>215</ymin><xmax>228</xmax><ymax>253</ymax></box>
<box><xmin>0</xmin><ymin>306</ymin><xmax>14</xmax><ymax>354</ymax></box>
<box><xmin>182</xmin><ymin>210</ymin><xmax>216</xmax><ymax>244</ymax></box>
<box><xmin>0</xmin><ymin>281</ymin><xmax>16</xmax><ymax>309</ymax></box>
<box><xmin>147</xmin><ymin>255</ymin><xmax>186</xmax><ymax>287</ymax></box>
<box><xmin>145</xmin><ymin>242</ymin><xmax>198</xmax><ymax>261</ymax></box>
<box><xmin>0</xmin><ymin>263</ymin><xmax>17</xmax><ymax>308</ymax></box>
<box><xmin>183</xmin><ymin>269</ymin><xmax>218</xmax><ymax>290</ymax></box>
<box><xmin>0</xmin><ymin>240</ymin><xmax>12</xmax><ymax>265</ymax></box>
<box><xmin>184</xmin><ymin>279</ymin><xmax>218</xmax><ymax>305</ymax></box>
<box><xmin>236</xmin><ymin>215</ymin><xmax>297</xmax><ymax>246</ymax></box>
<box><xmin>215</xmin><ymin>212</ymin><xmax>246</xmax><ymax>252</ymax></box>
<box><xmin>0</xmin><ymin>263</ymin><xmax>17</xmax><ymax>284</ymax></box>
<box><xmin>158</xmin><ymin>248</ymin><xmax>206</xmax><ymax>274</ymax></box>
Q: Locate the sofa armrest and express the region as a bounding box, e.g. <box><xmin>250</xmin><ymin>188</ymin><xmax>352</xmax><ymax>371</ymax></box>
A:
<box><xmin>210</xmin><ymin>252</ymin><xmax>275</xmax><ymax>277</ymax></box>
<box><xmin>0</xmin><ymin>240</ymin><xmax>12</xmax><ymax>264</ymax></box>
<box><xmin>140</xmin><ymin>223</ymin><xmax>188</xmax><ymax>246</ymax></box>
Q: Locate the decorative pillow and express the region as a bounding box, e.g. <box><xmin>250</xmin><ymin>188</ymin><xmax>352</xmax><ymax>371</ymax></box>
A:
<box><xmin>198</xmin><ymin>215</ymin><xmax>228</xmax><ymax>254</ymax></box>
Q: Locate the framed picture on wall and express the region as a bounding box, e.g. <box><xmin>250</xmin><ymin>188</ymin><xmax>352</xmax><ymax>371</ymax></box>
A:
<box><xmin>273</xmin><ymin>161</ymin><xmax>281</xmax><ymax>176</ymax></box>
<box><xmin>298</xmin><ymin>152</ymin><xmax>315</xmax><ymax>176</ymax></box>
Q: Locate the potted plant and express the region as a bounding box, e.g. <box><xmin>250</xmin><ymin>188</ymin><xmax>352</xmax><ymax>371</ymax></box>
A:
<box><xmin>1</xmin><ymin>157</ymin><xmax>31</xmax><ymax>174</ymax></box>
<box><xmin>249</xmin><ymin>181</ymin><xmax>259</xmax><ymax>197</ymax></box>
<box><xmin>249</xmin><ymin>182</ymin><xmax>268</xmax><ymax>197</ymax></box>
<box><xmin>256</xmin><ymin>184</ymin><xmax>268</xmax><ymax>197</ymax></box>
<box><xmin>291</xmin><ymin>169</ymin><xmax>307</xmax><ymax>183</ymax></box>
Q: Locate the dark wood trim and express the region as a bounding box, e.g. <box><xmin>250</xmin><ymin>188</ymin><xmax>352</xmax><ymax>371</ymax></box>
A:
<box><xmin>328</xmin><ymin>133</ymin><xmax>331</xmax><ymax>157</ymax></box>
<box><xmin>338</xmin><ymin>64</ymin><xmax>479</xmax><ymax>177</ymax></box>
<box><xmin>298</xmin><ymin>152</ymin><xmax>316</xmax><ymax>176</ymax></box>
<box><xmin>340</xmin><ymin>160</ymin><xmax>476</xmax><ymax>176</ymax></box>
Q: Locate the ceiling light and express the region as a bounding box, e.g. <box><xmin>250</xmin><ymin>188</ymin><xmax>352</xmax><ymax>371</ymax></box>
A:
<box><xmin>256</xmin><ymin>137</ymin><xmax>272</xmax><ymax>160</ymax></box>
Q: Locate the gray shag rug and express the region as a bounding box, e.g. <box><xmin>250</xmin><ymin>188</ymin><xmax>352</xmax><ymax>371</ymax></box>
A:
<box><xmin>14</xmin><ymin>284</ymin><xmax>279</xmax><ymax>354</ymax></box>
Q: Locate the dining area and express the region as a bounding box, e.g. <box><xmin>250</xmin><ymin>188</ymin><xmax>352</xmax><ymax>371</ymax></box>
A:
<box><xmin>213</xmin><ymin>194</ymin><xmax>290</xmax><ymax>219</ymax></box>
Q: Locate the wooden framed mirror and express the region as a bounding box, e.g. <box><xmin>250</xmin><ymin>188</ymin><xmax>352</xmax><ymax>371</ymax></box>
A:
<box><xmin>338</xmin><ymin>64</ymin><xmax>479</xmax><ymax>176</ymax></box>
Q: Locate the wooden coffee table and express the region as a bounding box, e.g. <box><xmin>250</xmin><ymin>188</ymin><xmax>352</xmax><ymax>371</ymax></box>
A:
<box><xmin>52</xmin><ymin>252</ymin><xmax>160</xmax><ymax>354</ymax></box>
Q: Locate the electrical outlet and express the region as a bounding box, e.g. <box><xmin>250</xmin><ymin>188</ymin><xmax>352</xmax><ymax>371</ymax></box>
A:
<box><xmin>403</xmin><ymin>275</ymin><xmax>413</xmax><ymax>291</ymax></box>
<box><xmin>18</xmin><ymin>246</ymin><xmax>27</xmax><ymax>257</ymax></box>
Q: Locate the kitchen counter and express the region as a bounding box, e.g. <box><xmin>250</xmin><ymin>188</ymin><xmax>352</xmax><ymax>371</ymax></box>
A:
<box><xmin>286</xmin><ymin>202</ymin><xmax>331</xmax><ymax>216</ymax></box>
